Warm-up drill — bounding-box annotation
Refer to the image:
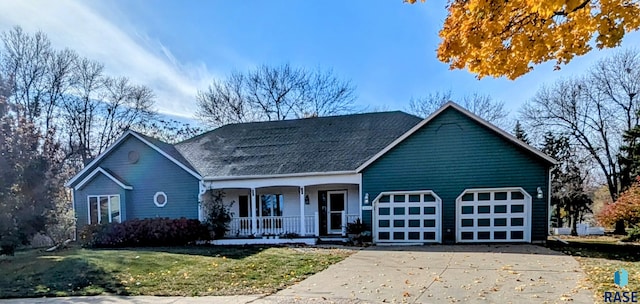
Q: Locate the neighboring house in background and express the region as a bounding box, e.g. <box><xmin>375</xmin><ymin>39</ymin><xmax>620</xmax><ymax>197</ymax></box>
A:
<box><xmin>65</xmin><ymin>102</ymin><xmax>556</xmax><ymax>244</ymax></box>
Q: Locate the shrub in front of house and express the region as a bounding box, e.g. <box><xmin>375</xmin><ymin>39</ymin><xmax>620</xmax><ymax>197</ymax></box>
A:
<box><xmin>79</xmin><ymin>217</ymin><xmax>210</xmax><ymax>248</ymax></box>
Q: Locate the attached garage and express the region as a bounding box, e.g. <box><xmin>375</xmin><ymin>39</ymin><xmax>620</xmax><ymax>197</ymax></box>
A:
<box><xmin>373</xmin><ymin>191</ymin><xmax>441</xmax><ymax>243</ymax></box>
<box><xmin>456</xmin><ymin>188</ymin><xmax>531</xmax><ymax>242</ymax></box>
<box><xmin>358</xmin><ymin>102</ymin><xmax>556</xmax><ymax>244</ymax></box>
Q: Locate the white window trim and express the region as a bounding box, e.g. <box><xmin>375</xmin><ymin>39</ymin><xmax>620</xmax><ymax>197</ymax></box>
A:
<box><xmin>258</xmin><ymin>194</ymin><xmax>284</xmax><ymax>217</ymax></box>
<box><xmin>75</xmin><ymin>167</ymin><xmax>133</xmax><ymax>191</ymax></box>
<box><xmin>154</xmin><ymin>192</ymin><xmax>168</xmax><ymax>207</ymax></box>
<box><xmin>455</xmin><ymin>187</ymin><xmax>531</xmax><ymax>243</ymax></box>
<box><xmin>87</xmin><ymin>194</ymin><xmax>121</xmax><ymax>224</ymax></box>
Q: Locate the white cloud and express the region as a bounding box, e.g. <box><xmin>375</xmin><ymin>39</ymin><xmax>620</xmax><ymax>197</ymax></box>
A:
<box><xmin>0</xmin><ymin>0</ymin><xmax>216</xmax><ymax>118</ymax></box>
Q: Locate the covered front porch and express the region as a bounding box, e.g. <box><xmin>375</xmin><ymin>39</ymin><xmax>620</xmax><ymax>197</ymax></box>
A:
<box><xmin>198</xmin><ymin>173</ymin><xmax>362</xmax><ymax>240</ymax></box>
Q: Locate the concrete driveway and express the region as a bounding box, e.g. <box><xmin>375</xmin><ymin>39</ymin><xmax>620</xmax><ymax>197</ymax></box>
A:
<box><xmin>262</xmin><ymin>244</ymin><xmax>593</xmax><ymax>303</ymax></box>
<box><xmin>0</xmin><ymin>245</ymin><xmax>594</xmax><ymax>304</ymax></box>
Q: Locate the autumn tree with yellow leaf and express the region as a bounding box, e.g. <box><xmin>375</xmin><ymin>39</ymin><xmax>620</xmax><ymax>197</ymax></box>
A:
<box><xmin>406</xmin><ymin>0</ymin><xmax>640</xmax><ymax>79</ymax></box>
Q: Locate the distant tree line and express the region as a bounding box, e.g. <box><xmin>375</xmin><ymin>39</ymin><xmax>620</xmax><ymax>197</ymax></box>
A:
<box><xmin>521</xmin><ymin>49</ymin><xmax>640</xmax><ymax>235</ymax></box>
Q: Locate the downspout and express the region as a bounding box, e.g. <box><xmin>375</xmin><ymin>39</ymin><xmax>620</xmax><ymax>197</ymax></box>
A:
<box><xmin>548</xmin><ymin>166</ymin><xmax>554</xmax><ymax>237</ymax></box>
<box><xmin>71</xmin><ymin>189</ymin><xmax>76</xmax><ymax>241</ymax></box>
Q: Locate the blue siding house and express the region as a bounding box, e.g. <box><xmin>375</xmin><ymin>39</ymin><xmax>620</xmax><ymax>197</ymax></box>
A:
<box><xmin>66</xmin><ymin>102</ymin><xmax>556</xmax><ymax>244</ymax></box>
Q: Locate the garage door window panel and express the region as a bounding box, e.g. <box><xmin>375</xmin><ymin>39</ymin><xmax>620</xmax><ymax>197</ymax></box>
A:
<box><xmin>494</xmin><ymin>205</ymin><xmax>507</xmax><ymax>213</ymax></box>
<box><xmin>478</xmin><ymin>219</ymin><xmax>491</xmax><ymax>227</ymax></box>
<box><xmin>494</xmin><ymin>231</ymin><xmax>507</xmax><ymax>239</ymax></box>
<box><xmin>511</xmin><ymin>231</ymin><xmax>524</xmax><ymax>239</ymax></box>
<box><xmin>478</xmin><ymin>206</ymin><xmax>491</xmax><ymax>214</ymax></box>
<box><xmin>424</xmin><ymin>207</ymin><xmax>436</xmax><ymax>214</ymax></box>
<box><xmin>424</xmin><ymin>231</ymin><xmax>436</xmax><ymax>240</ymax></box>
<box><xmin>495</xmin><ymin>192</ymin><xmax>508</xmax><ymax>200</ymax></box>
<box><xmin>478</xmin><ymin>193</ymin><xmax>491</xmax><ymax>200</ymax></box>
<box><xmin>478</xmin><ymin>231</ymin><xmax>491</xmax><ymax>240</ymax></box>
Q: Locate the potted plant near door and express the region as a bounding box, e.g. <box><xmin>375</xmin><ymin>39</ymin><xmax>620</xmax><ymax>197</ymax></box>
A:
<box><xmin>346</xmin><ymin>218</ymin><xmax>366</xmax><ymax>244</ymax></box>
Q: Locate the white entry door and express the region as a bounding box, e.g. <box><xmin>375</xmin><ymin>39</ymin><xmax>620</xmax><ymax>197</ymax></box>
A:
<box><xmin>327</xmin><ymin>190</ymin><xmax>346</xmax><ymax>234</ymax></box>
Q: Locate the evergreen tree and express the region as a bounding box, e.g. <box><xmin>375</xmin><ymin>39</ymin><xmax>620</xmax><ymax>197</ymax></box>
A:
<box><xmin>618</xmin><ymin>122</ymin><xmax>640</xmax><ymax>191</ymax></box>
<box><xmin>541</xmin><ymin>132</ymin><xmax>593</xmax><ymax>235</ymax></box>
<box><xmin>513</xmin><ymin>121</ymin><xmax>530</xmax><ymax>144</ymax></box>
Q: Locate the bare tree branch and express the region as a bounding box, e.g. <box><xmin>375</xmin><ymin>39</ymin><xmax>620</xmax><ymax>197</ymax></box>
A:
<box><xmin>196</xmin><ymin>64</ymin><xmax>357</xmax><ymax>127</ymax></box>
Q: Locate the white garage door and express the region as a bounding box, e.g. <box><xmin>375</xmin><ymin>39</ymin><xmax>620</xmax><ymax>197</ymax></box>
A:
<box><xmin>373</xmin><ymin>191</ymin><xmax>441</xmax><ymax>244</ymax></box>
<box><xmin>456</xmin><ymin>188</ymin><xmax>531</xmax><ymax>242</ymax></box>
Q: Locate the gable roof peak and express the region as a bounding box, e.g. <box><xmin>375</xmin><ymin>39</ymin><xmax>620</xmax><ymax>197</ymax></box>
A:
<box><xmin>356</xmin><ymin>101</ymin><xmax>557</xmax><ymax>172</ymax></box>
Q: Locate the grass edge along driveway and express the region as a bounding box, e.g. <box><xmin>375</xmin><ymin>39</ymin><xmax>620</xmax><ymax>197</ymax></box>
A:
<box><xmin>0</xmin><ymin>245</ymin><xmax>354</xmax><ymax>298</ymax></box>
<box><xmin>548</xmin><ymin>237</ymin><xmax>640</xmax><ymax>304</ymax></box>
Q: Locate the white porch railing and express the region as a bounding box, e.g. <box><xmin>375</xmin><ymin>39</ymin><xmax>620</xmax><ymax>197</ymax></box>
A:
<box><xmin>228</xmin><ymin>215</ymin><xmax>318</xmax><ymax>237</ymax></box>
<box><xmin>228</xmin><ymin>212</ymin><xmax>360</xmax><ymax>238</ymax></box>
<box><xmin>346</xmin><ymin>214</ymin><xmax>360</xmax><ymax>224</ymax></box>
<box><xmin>305</xmin><ymin>215</ymin><xmax>316</xmax><ymax>236</ymax></box>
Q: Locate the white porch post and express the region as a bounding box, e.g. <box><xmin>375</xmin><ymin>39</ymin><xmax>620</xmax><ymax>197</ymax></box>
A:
<box><xmin>314</xmin><ymin>212</ymin><xmax>320</xmax><ymax>237</ymax></box>
<box><xmin>198</xmin><ymin>181</ymin><xmax>208</xmax><ymax>222</ymax></box>
<box><xmin>299</xmin><ymin>186</ymin><xmax>306</xmax><ymax>236</ymax></box>
<box><xmin>251</xmin><ymin>188</ymin><xmax>257</xmax><ymax>235</ymax></box>
<box><xmin>341</xmin><ymin>211</ymin><xmax>347</xmax><ymax>236</ymax></box>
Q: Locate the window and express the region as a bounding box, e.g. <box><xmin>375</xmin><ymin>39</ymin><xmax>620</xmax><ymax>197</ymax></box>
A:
<box><xmin>239</xmin><ymin>195</ymin><xmax>249</xmax><ymax>217</ymax></box>
<box><xmin>258</xmin><ymin>194</ymin><xmax>283</xmax><ymax>216</ymax></box>
<box><xmin>154</xmin><ymin>192</ymin><xmax>167</xmax><ymax>207</ymax></box>
<box><xmin>461</xmin><ymin>206</ymin><xmax>474</xmax><ymax>214</ymax></box>
<box><xmin>88</xmin><ymin>195</ymin><xmax>121</xmax><ymax>224</ymax></box>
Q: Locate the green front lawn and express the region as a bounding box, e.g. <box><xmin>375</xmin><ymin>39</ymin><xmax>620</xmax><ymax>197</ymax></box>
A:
<box><xmin>548</xmin><ymin>237</ymin><xmax>640</xmax><ymax>303</ymax></box>
<box><xmin>0</xmin><ymin>245</ymin><xmax>353</xmax><ymax>298</ymax></box>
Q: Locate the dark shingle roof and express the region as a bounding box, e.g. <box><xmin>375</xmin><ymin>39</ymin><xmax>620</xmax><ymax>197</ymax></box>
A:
<box><xmin>131</xmin><ymin>131</ymin><xmax>200</xmax><ymax>174</ymax></box>
<box><xmin>175</xmin><ymin>111</ymin><xmax>422</xmax><ymax>178</ymax></box>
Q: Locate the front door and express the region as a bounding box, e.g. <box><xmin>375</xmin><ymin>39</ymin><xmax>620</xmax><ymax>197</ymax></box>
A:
<box><xmin>327</xmin><ymin>191</ymin><xmax>346</xmax><ymax>234</ymax></box>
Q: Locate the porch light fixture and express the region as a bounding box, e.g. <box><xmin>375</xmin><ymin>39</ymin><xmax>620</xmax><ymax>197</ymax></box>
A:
<box><xmin>304</xmin><ymin>195</ymin><xmax>310</xmax><ymax>205</ymax></box>
<box><xmin>364</xmin><ymin>193</ymin><xmax>370</xmax><ymax>205</ymax></box>
<box><xmin>537</xmin><ymin>187</ymin><xmax>543</xmax><ymax>199</ymax></box>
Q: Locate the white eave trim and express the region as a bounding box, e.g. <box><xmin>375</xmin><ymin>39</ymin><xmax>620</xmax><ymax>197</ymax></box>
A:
<box><xmin>65</xmin><ymin>130</ymin><xmax>201</xmax><ymax>187</ymax></box>
<box><xmin>203</xmin><ymin>170</ymin><xmax>357</xmax><ymax>181</ymax></box>
<box><xmin>74</xmin><ymin>167</ymin><xmax>133</xmax><ymax>190</ymax></box>
<box><xmin>356</xmin><ymin>101</ymin><xmax>558</xmax><ymax>172</ymax></box>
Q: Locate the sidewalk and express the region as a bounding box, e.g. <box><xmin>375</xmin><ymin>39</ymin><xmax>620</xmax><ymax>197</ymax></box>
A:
<box><xmin>0</xmin><ymin>295</ymin><xmax>265</xmax><ymax>304</ymax></box>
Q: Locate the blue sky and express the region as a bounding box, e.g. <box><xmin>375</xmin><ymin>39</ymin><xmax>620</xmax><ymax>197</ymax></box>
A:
<box><xmin>1</xmin><ymin>0</ymin><xmax>639</xmax><ymax>122</ymax></box>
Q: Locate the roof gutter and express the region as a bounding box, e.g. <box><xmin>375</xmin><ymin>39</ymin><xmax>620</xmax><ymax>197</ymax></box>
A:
<box><xmin>203</xmin><ymin>170</ymin><xmax>358</xmax><ymax>181</ymax></box>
